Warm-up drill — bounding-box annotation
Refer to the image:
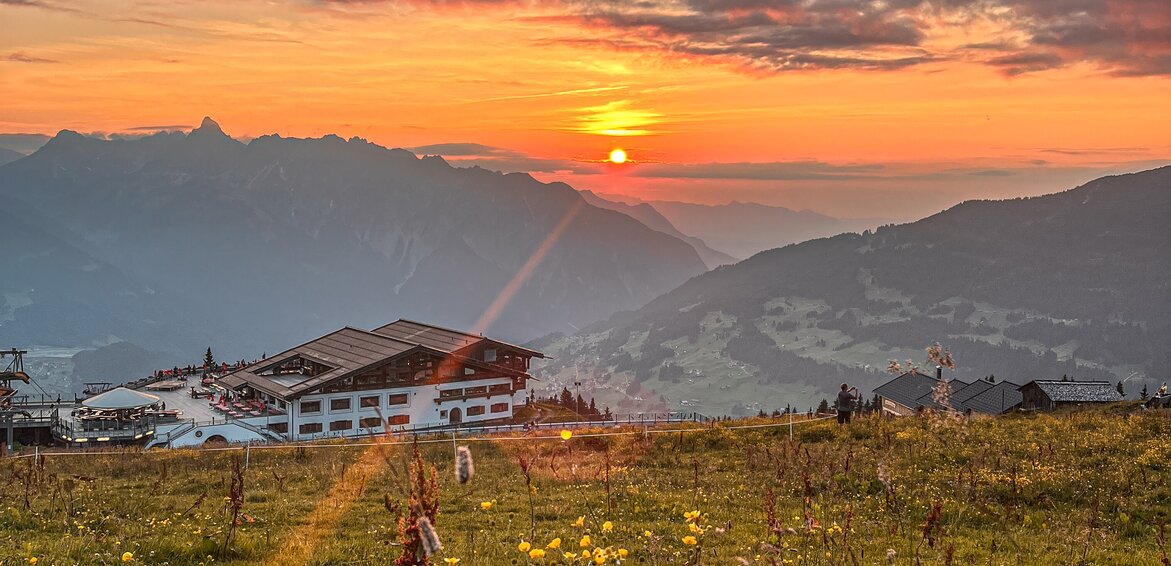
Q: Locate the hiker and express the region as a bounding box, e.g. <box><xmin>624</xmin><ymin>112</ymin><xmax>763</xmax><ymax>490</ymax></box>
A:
<box><xmin>837</xmin><ymin>383</ymin><xmax>859</xmax><ymax>425</ymax></box>
<box><xmin>1146</xmin><ymin>382</ymin><xmax>1170</xmax><ymax>409</ymax></box>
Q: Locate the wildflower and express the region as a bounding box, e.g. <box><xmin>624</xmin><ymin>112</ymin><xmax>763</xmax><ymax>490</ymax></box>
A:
<box><xmin>643</xmin><ymin>530</ymin><xmax>652</xmax><ymax>537</ymax></box>
<box><xmin>455</xmin><ymin>446</ymin><xmax>474</xmax><ymax>484</ymax></box>
<box><xmin>602</xmin><ymin>520</ymin><xmax>614</xmax><ymax>532</ymax></box>
<box><xmin>418</xmin><ymin>517</ymin><xmax>442</xmax><ymax>557</ymax></box>
<box><xmin>444</xmin><ymin>559</ymin><xmax>461</xmax><ymax>565</ymax></box>
<box><xmin>688</xmin><ymin>522</ymin><xmax>702</xmax><ymax>534</ymax></box>
<box><xmin>594</xmin><ymin>555</ymin><xmax>606</xmax><ymax>564</ymax></box>
<box><xmin>529</xmin><ymin>548</ymin><xmax>547</xmax><ymax>559</ymax></box>
<box><xmin>547</xmin><ymin>538</ymin><xmax>562</xmax><ymax>549</ymax></box>
<box><xmin>121</xmin><ymin>552</ymin><xmax>134</xmax><ymax>562</ymax></box>
<box><xmin>581</xmin><ymin>550</ymin><xmax>591</xmax><ymax>558</ymax></box>
<box><xmin>617</xmin><ymin>548</ymin><xmax>629</xmax><ymax>557</ymax></box>
<box><xmin>480</xmin><ymin>501</ymin><xmax>494</xmax><ymax>511</ymax></box>
<box><xmin>572</xmin><ymin>516</ymin><xmax>585</xmax><ymax>527</ymax></box>
<box><xmin>564</xmin><ymin>552</ymin><xmax>577</xmax><ymax>560</ymax></box>
<box><xmin>684</xmin><ymin>510</ymin><xmax>701</xmax><ymax>523</ymax></box>
<box><xmin>561</xmin><ymin>430</ymin><xmax>573</xmax><ymax>440</ymax></box>
<box><xmin>29</xmin><ymin>559</ymin><xmax>37</xmax><ymax>565</ymax></box>
<box><xmin>579</xmin><ymin>535</ymin><xmax>591</xmax><ymax>547</ymax></box>
<box><xmin>682</xmin><ymin>535</ymin><xmax>697</xmax><ymax>545</ymax></box>
<box><xmin>518</xmin><ymin>541</ymin><xmax>532</xmax><ymax>553</ymax></box>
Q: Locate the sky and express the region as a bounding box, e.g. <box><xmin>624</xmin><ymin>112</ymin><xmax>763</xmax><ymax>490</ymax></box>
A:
<box><xmin>1</xmin><ymin>0</ymin><xmax>1168</xmax><ymax>218</ymax></box>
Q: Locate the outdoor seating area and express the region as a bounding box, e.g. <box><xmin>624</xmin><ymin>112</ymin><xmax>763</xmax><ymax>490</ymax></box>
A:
<box><xmin>209</xmin><ymin>394</ymin><xmax>285</xmax><ymax>420</ymax></box>
<box><xmin>52</xmin><ymin>386</ymin><xmax>176</xmax><ymax>443</ymax></box>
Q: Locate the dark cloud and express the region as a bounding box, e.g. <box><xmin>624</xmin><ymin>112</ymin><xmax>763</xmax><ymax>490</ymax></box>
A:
<box><xmin>408</xmin><ymin>142</ymin><xmax>511</xmax><ymax>156</ymax></box>
<box><xmin>405</xmin><ymin>141</ymin><xmax>599</xmax><ymax>174</ymax></box>
<box><xmin>125</xmin><ymin>124</ymin><xmax>193</xmax><ymax>132</ymax></box>
<box><xmin>7</xmin><ymin>52</ymin><xmax>60</xmax><ymax>64</ymax></box>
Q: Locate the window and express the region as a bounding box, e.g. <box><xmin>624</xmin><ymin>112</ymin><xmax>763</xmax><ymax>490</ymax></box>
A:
<box><xmin>464</xmin><ymin>368</ymin><xmax>476</xmax><ymax>375</ymax></box>
<box><xmin>488</xmin><ymin>384</ymin><xmax>511</xmax><ymax>394</ymax></box>
<box><xmin>491</xmin><ymin>403</ymin><xmax>509</xmax><ymax>413</ymax></box>
<box><xmin>300</xmin><ymin>400</ymin><xmax>322</xmax><ymax>414</ymax></box>
<box><xmin>329</xmin><ymin>420</ymin><xmax>352</xmax><ymax>432</ymax></box>
<box><xmin>484</xmin><ymin>349</ymin><xmax>497</xmax><ymax>362</ymax></box>
<box><xmin>439</xmin><ymin>410</ymin><xmax>448</xmax><ymax>419</ymax></box>
<box><xmin>466</xmin><ymin>406</ymin><xmax>485</xmax><ymax>416</ymax></box>
<box><xmin>299</xmin><ymin>423</ymin><xmax>323</xmax><ymax>434</ymax></box>
<box><xmin>388</xmin><ymin>393</ymin><xmax>409</xmax><ymax>406</ymax></box>
<box><xmin>330</xmin><ymin>398</ymin><xmax>351</xmax><ymax>411</ymax></box>
<box><xmin>464</xmin><ymin>386</ymin><xmax>487</xmax><ymax>395</ymax></box>
<box><xmin>360</xmin><ymin>395</ymin><xmax>380</xmax><ymax>408</ymax></box>
<box><xmin>439</xmin><ymin>389</ymin><xmax>463</xmax><ymax>398</ymax></box>
<box><xmin>359</xmin><ymin>417</ymin><xmax>383</xmax><ymax>428</ymax></box>
<box><xmin>268</xmin><ymin>422</ymin><xmax>288</xmax><ymax>433</ymax></box>
<box><xmin>388</xmin><ymin>414</ymin><xmax>410</xmax><ymax>425</ymax></box>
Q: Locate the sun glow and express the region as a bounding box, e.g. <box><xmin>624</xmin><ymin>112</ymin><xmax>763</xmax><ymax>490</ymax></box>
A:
<box><xmin>608</xmin><ymin>148</ymin><xmax>627</xmax><ymax>164</ymax></box>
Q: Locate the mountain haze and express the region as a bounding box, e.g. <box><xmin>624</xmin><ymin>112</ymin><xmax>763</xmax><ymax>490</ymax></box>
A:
<box><xmin>0</xmin><ymin>118</ymin><xmax>707</xmax><ymax>365</ymax></box>
<box><xmin>578</xmin><ymin>190</ymin><xmax>739</xmax><ymax>268</ymax></box>
<box><xmin>535</xmin><ymin>167</ymin><xmax>1171</xmax><ymax>416</ymax></box>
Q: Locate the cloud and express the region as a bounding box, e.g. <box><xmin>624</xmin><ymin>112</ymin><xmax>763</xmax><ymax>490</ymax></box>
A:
<box><xmin>633</xmin><ymin>160</ymin><xmax>887</xmax><ymax>181</ymax></box>
<box><xmin>406</xmin><ymin>141</ymin><xmax>600</xmax><ymax>174</ymax></box>
<box><xmin>6</xmin><ymin>51</ymin><xmax>60</xmax><ymax>64</ymax></box>
<box><xmin>351</xmin><ymin>0</ymin><xmax>1171</xmax><ymax>76</ymax></box>
<box><xmin>125</xmin><ymin>124</ymin><xmax>191</xmax><ymax>132</ymax></box>
<box><xmin>408</xmin><ymin>142</ymin><xmax>510</xmax><ymax>156</ymax></box>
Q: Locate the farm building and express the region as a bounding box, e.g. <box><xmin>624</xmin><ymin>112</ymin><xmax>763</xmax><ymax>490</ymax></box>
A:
<box><xmin>217</xmin><ymin>319</ymin><xmax>544</xmax><ymax>442</ymax></box>
<box><xmin>874</xmin><ymin>368</ymin><xmax>1022</xmax><ymax>416</ymax></box>
<box><xmin>1018</xmin><ymin>380</ymin><xmax>1122</xmax><ymax>411</ymax></box>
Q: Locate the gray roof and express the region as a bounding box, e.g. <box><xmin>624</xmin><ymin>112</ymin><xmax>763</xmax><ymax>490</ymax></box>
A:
<box><xmin>915</xmin><ymin>379</ymin><xmax>971</xmax><ymax>410</ymax></box>
<box><xmin>963</xmin><ymin>381</ymin><xmax>1023</xmax><ymax>414</ymax></box>
<box><xmin>372</xmin><ymin>319</ymin><xmax>544</xmax><ymax>358</ymax></box>
<box><xmin>875</xmin><ymin>371</ymin><xmax>941</xmax><ymax>410</ymax></box>
<box><xmin>219</xmin><ymin>327</ymin><xmax>420</xmax><ymax>398</ymax></box>
<box><xmin>1022</xmin><ymin>380</ymin><xmax>1123</xmax><ymax>403</ymax></box>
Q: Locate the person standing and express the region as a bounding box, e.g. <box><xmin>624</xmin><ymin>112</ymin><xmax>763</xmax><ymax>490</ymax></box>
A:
<box><xmin>837</xmin><ymin>383</ymin><xmax>859</xmax><ymax>425</ymax></box>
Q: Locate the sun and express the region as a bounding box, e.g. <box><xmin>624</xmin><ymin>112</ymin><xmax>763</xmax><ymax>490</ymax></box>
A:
<box><xmin>608</xmin><ymin>148</ymin><xmax>627</xmax><ymax>164</ymax></box>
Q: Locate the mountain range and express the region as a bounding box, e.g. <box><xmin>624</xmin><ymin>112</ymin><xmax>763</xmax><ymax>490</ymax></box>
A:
<box><xmin>0</xmin><ymin>118</ymin><xmax>708</xmax><ymax>380</ymax></box>
<box><xmin>533</xmin><ymin>166</ymin><xmax>1171</xmax><ymax>416</ymax></box>
<box><xmin>595</xmin><ymin>194</ymin><xmax>892</xmax><ymax>259</ymax></box>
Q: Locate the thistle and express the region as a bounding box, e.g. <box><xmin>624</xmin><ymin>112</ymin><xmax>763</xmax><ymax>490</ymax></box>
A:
<box><xmin>455</xmin><ymin>446</ymin><xmax>474</xmax><ymax>484</ymax></box>
<box><xmin>418</xmin><ymin>517</ymin><xmax>441</xmax><ymax>557</ymax></box>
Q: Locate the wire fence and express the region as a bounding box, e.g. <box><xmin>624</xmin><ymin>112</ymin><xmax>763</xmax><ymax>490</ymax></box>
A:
<box><xmin>2</xmin><ymin>413</ymin><xmax>838</xmax><ymax>460</ymax></box>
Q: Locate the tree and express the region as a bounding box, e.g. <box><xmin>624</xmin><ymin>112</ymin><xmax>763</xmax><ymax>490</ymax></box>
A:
<box><xmin>603</xmin><ymin>406</ymin><xmax>613</xmax><ymax>421</ymax></box>
<box><xmin>559</xmin><ymin>388</ymin><xmax>573</xmax><ymax>409</ymax></box>
<box><xmin>204</xmin><ymin>347</ymin><xmax>215</xmax><ymax>371</ymax></box>
<box><xmin>817</xmin><ymin>398</ymin><xmax>830</xmax><ymax>414</ymax></box>
<box><xmin>588</xmin><ymin>397</ymin><xmax>598</xmax><ymax>416</ymax></box>
<box><xmin>1116</xmin><ymin>381</ymin><xmax>1125</xmax><ymax>397</ymax></box>
<box><xmin>1141</xmin><ymin>384</ymin><xmax>1149</xmax><ymax>401</ymax></box>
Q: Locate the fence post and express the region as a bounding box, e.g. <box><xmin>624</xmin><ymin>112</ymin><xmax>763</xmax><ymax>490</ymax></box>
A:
<box><xmin>788</xmin><ymin>411</ymin><xmax>793</xmax><ymax>441</ymax></box>
<box><xmin>244</xmin><ymin>444</ymin><xmax>250</xmax><ymax>469</ymax></box>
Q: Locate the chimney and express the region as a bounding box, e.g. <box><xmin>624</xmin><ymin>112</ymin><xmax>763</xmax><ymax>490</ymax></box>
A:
<box><xmin>936</xmin><ymin>366</ymin><xmax>942</xmax><ymax>380</ymax></box>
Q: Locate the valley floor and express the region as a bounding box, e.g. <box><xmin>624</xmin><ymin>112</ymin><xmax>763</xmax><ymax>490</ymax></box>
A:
<box><xmin>0</xmin><ymin>407</ymin><xmax>1167</xmax><ymax>565</ymax></box>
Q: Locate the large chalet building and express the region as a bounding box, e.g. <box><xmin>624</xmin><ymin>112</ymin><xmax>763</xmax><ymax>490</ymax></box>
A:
<box><xmin>219</xmin><ymin>320</ymin><xmax>543</xmax><ymax>441</ymax></box>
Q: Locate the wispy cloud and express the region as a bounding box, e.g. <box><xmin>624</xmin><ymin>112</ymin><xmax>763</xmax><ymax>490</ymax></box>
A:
<box><xmin>7</xmin><ymin>51</ymin><xmax>60</xmax><ymax>64</ymax></box>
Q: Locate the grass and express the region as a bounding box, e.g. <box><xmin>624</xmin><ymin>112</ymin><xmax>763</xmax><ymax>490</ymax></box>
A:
<box><xmin>0</xmin><ymin>407</ymin><xmax>1168</xmax><ymax>565</ymax></box>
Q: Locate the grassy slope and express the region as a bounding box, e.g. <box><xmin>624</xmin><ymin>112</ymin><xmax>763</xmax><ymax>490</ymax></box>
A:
<box><xmin>1</xmin><ymin>408</ymin><xmax>1168</xmax><ymax>565</ymax></box>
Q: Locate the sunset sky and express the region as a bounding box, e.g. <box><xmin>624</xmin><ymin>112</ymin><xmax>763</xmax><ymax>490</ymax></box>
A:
<box><xmin>2</xmin><ymin>0</ymin><xmax>1168</xmax><ymax>218</ymax></box>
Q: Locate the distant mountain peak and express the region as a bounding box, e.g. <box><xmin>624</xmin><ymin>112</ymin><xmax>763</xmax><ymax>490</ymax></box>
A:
<box><xmin>190</xmin><ymin>116</ymin><xmax>227</xmax><ymax>138</ymax></box>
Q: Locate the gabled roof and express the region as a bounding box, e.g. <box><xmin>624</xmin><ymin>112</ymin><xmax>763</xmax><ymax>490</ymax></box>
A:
<box><xmin>219</xmin><ymin>327</ymin><xmax>420</xmax><ymax>398</ymax></box>
<box><xmin>963</xmin><ymin>381</ymin><xmax>1023</xmax><ymax>414</ymax></box>
<box><xmin>874</xmin><ymin>371</ymin><xmax>940</xmax><ymax>410</ymax></box>
<box><xmin>1021</xmin><ymin>380</ymin><xmax>1123</xmax><ymax>403</ymax></box>
<box><xmin>371</xmin><ymin>319</ymin><xmax>545</xmax><ymax>358</ymax></box>
<box><xmin>915</xmin><ymin>379</ymin><xmax>971</xmax><ymax>410</ymax></box>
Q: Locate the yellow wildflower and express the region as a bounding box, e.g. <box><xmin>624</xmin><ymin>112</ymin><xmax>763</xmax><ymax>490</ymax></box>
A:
<box><xmin>682</xmin><ymin>536</ymin><xmax>697</xmax><ymax>546</ymax></box>
<box><xmin>443</xmin><ymin>559</ymin><xmax>460</xmax><ymax>565</ymax></box>
<box><xmin>602</xmin><ymin>521</ymin><xmax>614</xmax><ymax>532</ymax></box>
<box><xmin>529</xmin><ymin>548</ymin><xmax>546</xmax><ymax>559</ymax></box>
<box><xmin>480</xmin><ymin>501</ymin><xmax>494</xmax><ymax>511</ymax></box>
<box><xmin>572</xmin><ymin>516</ymin><xmax>585</xmax><ymax>527</ymax></box>
<box><xmin>29</xmin><ymin>559</ymin><xmax>38</xmax><ymax>565</ymax></box>
<box><xmin>564</xmin><ymin>552</ymin><xmax>577</xmax><ymax>560</ymax></box>
<box><xmin>594</xmin><ymin>556</ymin><xmax>606</xmax><ymax>565</ymax></box>
<box><xmin>684</xmin><ymin>510</ymin><xmax>701</xmax><ymax>523</ymax></box>
<box><xmin>518</xmin><ymin>541</ymin><xmax>532</xmax><ymax>553</ymax></box>
<box><xmin>617</xmin><ymin>548</ymin><xmax>629</xmax><ymax>557</ymax></box>
<box><xmin>547</xmin><ymin>538</ymin><xmax>562</xmax><ymax>549</ymax></box>
<box><xmin>579</xmin><ymin>535</ymin><xmax>591</xmax><ymax>547</ymax></box>
<box><xmin>643</xmin><ymin>530</ymin><xmax>652</xmax><ymax>537</ymax></box>
<box><xmin>121</xmin><ymin>552</ymin><xmax>134</xmax><ymax>563</ymax></box>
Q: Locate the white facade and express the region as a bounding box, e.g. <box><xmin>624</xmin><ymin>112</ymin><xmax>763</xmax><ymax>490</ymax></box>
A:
<box><xmin>275</xmin><ymin>375</ymin><xmax>521</xmax><ymax>441</ymax></box>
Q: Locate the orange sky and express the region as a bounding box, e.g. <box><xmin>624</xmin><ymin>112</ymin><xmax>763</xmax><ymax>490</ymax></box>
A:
<box><xmin>2</xmin><ymin>0</ymin><xmax>1168</xmax><ymax>217</ymax></box>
